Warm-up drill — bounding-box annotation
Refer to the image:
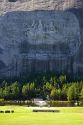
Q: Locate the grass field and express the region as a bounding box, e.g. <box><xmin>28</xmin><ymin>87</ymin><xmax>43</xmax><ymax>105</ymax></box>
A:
<box><xmin>0</xmin><ymin>106</ymin><xmax>83</xmax><ymax>125</ymax></box>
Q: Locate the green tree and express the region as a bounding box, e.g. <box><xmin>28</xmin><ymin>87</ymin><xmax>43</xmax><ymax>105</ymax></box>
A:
<box><xmin>61</xmin><ymin>84</ymin><xmax>68</xmax><ymax>100</ymax></box>
<box><xmin>50</xmin><ymin>88</ymin><xmax>61</xmax><ymax>100</ymax></box>
<box><xmin>43</xmin><ymin>81</ymin><xmax>53</xmax><ymax>98</ymax></box>
<box><xmin>10</xmin><ymin>81</ymin><xmax>20</xmax><ymax>99</ymax></box>
<box><xmin>59</xmin><ymin>75</ymin><xmax>66</xmax><ymax>84</ymax></box>
<box><xmin>22</xmin><ymin>84</ymin><xmax>29</xmax><ymax>99</ymax></box>
<box><xmin>0</xmin><ymin>88</ymin><xmax>3</xmax><ymax>98</ymax></box>
<box><xmin>80</xmin><ymin>87</ymin><xmax>83</xmax><ymax>101</ymax></box>
<box><xmin>3</xmin><ymin>86</ymin><xmax>11</xmax><ymax>99</ymax></box>
<box><xmin>67</xmin><ymin>83</ymin><xmax>79</xmax><ymax>101</ymax></box>
<box><xmin>29</xmin><ymin>82</ymin><xmax>36</xmax><ymax>98</ymax></box>
<box><xmin>50</xmin><ymin>89</ymin><xmax>56</xmax><ymax>100</ymax></box>
<box><xmin>58</xmin><ymin>75</ymin><xmax>66</xmax><ymax>88</ymax></box>
<box><xmin>22</xmin><ymin>83</ymin><xmax>35</xmax><ymax>99</ymax></box>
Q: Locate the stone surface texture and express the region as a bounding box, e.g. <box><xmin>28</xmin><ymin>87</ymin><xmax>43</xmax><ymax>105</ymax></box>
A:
<box><xmin>0</xmin><ymin>0</ymin><xmax>83</xmax><ymax>78</ymax></box>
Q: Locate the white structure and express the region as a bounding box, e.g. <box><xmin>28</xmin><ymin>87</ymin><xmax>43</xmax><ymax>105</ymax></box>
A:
<box><xmin>33</xmin><ymin>98</ymin><xmax>47</xmax><ymax>107</ymax></box>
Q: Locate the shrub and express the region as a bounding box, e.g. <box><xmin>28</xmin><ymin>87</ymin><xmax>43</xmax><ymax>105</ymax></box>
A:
<box><xmin>11</xmin><ymin>110</ymin><xmax>14</xmax><ymax>113</ymax></box>
<box><xmin>47</xmin><ymin>100</ymin><xmax>75</xmax><ymax>107</ymax></box>
<box><xmin>5</xmin><ymin>110</ymin><xmax>10</xmax><ymax>113</ymax></box>
<box><xmin>0</xmin><ymin>111</ymin><xmax>4</xmax><ymax>113</ymax></box>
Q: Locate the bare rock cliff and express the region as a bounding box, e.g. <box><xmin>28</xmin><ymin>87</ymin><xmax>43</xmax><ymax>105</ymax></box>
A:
<box><xmin>0</xmin><ymin>0</ymin><xmax>83</xmax><ymax>79</ymax></box>
<box><xmin>0</xmin><ymin>0</ymin><xmax>83</xmax><ymax>13</ymax></box>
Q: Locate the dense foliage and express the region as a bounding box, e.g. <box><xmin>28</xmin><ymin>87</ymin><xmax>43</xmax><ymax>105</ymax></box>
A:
<box><xmin>0</xmin><ymin>75</ymin><xmax>83</xmax><ymax>101</ymax></box>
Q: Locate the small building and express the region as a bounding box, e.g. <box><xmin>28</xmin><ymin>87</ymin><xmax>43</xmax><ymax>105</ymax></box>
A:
<box><xmin>33</xmin><ymin>98</ymin><xmax>47</xmax><ymax>107</ymax></box>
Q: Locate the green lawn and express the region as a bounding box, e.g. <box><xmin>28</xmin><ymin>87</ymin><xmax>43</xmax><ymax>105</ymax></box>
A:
<box><xmin>0</xmin><ymin>106</ymin><xmax>83</xmax><ymax>125</ymax></box>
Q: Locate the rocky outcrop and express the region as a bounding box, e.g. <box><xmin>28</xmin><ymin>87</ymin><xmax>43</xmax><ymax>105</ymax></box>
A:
<box><xmin>0</xmin><ymin>0</ymin><xmax>83</xmax><ymax>14</ymax></box>
<box><xmin>0</xmin><ymin>0</ymin><xmax>83</xmax><ymax>79</ymax></box>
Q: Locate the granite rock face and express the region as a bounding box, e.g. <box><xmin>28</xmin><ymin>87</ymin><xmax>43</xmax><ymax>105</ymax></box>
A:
<box><xmin>0</xmin><ymin>0</ymin><xmax>83</xmax><ymax>13</ymax></box>
<box><xmin>0</xmin><ymin>0</ymin><xmax>83</xmax><ymax>79</ymax></box>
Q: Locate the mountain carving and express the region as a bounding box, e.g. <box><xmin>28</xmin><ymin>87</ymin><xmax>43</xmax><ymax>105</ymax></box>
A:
<box><xmin>0</xmin><ymin>0</ymin><xmax>83</xmax><ymax>79</ymax></box>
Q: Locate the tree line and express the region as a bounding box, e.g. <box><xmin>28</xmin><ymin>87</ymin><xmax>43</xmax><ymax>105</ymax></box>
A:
<box><xmin>0</xmin><ymin>75</ymin><xmax>83</xmax><ymax>101</ymax></box>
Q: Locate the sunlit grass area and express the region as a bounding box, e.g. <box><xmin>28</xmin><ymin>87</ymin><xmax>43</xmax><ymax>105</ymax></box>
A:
<box><xmin>0</xmin><ymin>106</ymin><xmax>83</xmax><ymax>125</ymax></box>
